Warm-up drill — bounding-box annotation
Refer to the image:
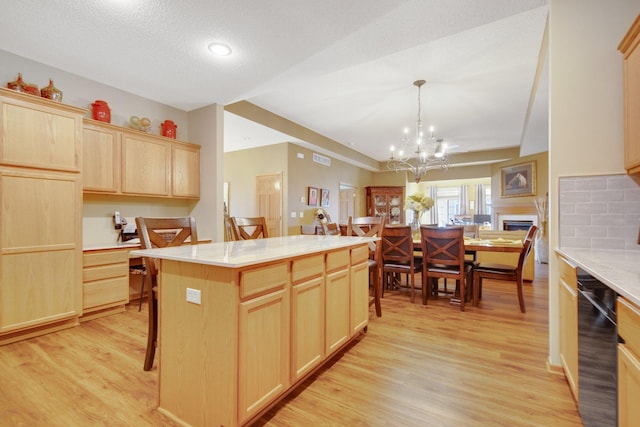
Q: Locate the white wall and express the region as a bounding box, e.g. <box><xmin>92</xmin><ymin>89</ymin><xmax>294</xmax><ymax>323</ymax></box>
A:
<box><xmin>188</xmin><ymin>104</ymin><xmax>225</xmax><ymax>242</ymax></box>
<box><xmin>548</xmin><ymin>0</ymin><xmax>640</xmax><ymax>365</ymax></box>
<box><xmin>0</xmin><ymin>50</ymin><xmax>188</xmax><ymax>137</ymax></box>
<box><xmin>0</xmin><ymin>49</ymin><xmax>226</xmax><ymax>245</ymax></box>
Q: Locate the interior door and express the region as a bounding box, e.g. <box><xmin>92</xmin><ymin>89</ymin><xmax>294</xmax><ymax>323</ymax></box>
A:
<box><xmin>256</xmin><ymin>174</ymin><xmax>282</xmax><ymax>237</ymax></box>
<box><xmin>339</xmin><ymin>186</ymin><xmax>356</xmax><ymax>223</ymax></box>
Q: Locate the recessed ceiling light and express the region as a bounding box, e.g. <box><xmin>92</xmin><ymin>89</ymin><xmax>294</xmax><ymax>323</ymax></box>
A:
<box><xmin>208</xmin><ymin>42</ymin><xmax>232</xmax><ymax>56</ymax></box>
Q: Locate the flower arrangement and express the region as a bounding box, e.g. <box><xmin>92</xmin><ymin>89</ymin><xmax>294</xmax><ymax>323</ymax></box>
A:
<box><xmin>405</xmin><ymin>192</ymin><xmax>435</xmax><ymax>212</ymax></box>
<box><xmin>314</xmin><ymin>208</ymin><xmax>331</xmax><ymax>224</ymax></box>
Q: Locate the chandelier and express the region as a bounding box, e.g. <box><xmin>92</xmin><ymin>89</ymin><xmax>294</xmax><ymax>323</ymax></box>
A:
<box><xmin>387</xmin><ymin>80</ymin><xmax>449</xmax><ymax>183</ymax></box>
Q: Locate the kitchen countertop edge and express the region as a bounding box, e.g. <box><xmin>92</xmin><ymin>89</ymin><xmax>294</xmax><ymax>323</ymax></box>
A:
<box><xmin>557</xmin><ymin>247</ymin><xmax>640</xmax><ymax>307</ymax></box>
<box><xmin>130</xmin><ymin>235</ymin><xmax>377</xmax><ymax>269</ymax></box>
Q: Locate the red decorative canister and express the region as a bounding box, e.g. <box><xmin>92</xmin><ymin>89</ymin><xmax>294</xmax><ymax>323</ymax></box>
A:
<box><xmin>161</xmin><ymin>120</ymin><xmax>177</xmax><ymax>139</ymax></box>
<box><xmin>91</xmin><ymin>100</ymin><xmax>111</xmax><ymax>123</ymax></box>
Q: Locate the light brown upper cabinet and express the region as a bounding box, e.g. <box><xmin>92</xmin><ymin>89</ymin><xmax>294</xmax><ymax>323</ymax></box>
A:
<box><xmin>121</xmin><ymin>132</ymin><xmax>171</xmax><ymax>196</ymax></box>
<box><xmin>172</xmin><ymin>143</ymin><xmax>200</xmax><ymax>198</ymax></box>
<box><xmin>83</xmin><ymin>119</ymin><xmax>200</xmax><ymax>199</ymax></box>
<box><xmin>619</xmin><ymin>15</ymin><xmax>640</xmax><ymax>174</ymax></box>
<box><xmin>83</xmin><ymin>121</ymin><xmax>120</xmax><ymax>193</ymax></box>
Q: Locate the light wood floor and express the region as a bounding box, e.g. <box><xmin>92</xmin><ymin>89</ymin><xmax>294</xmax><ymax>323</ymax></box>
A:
<box><xmin>0</xmin><ymin>263</ymin><xmax>582</xmax><ymax>426</ymax></box>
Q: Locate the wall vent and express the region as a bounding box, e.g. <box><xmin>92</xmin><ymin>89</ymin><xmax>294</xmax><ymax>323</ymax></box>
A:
<box><xmin>312</xmin><ymin>153</ymin><xmax>331</xmax><ymax>167</ymax></box>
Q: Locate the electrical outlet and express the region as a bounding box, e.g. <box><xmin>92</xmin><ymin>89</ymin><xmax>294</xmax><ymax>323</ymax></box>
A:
<box><xmin>186</xmin><ymin>288</ymin><xmax>201</xmax><ymax>305</ymax></box>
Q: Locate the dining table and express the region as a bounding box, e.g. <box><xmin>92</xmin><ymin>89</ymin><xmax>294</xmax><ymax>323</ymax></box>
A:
<box><xmin>462</xmin><ymin>236</ymin><xmax>523</xmax><ymax>253</ymax></box>
<box><xmin>412</xmin><ymin>236</ymin><xmax>524</xmax><ymax>253</ymax></box>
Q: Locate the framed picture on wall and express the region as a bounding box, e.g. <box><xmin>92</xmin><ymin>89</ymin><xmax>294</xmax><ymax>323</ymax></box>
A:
<box><xmin>500</xmin><ymin>161</ymin><xmax>536</xmax><ymax>198</ymax></box>
<box><xmin>308</xmin><ymin>187</ymin><xmax>318</xmax><ymax>206</ymax></box>
<box><xmin>321</xmin><ymin>188</ymin><xmax>330</xmax><ymax>207</ymax></box>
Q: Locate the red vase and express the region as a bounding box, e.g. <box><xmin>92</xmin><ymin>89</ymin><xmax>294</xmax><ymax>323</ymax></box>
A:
<box><xmin>91</xmin><ymin>100</ymin><xmax>111</xmax><ymax>123</ymax></box>
<box><xmin>7</xmin><ymin>73</ymin><xmax>25</xmax><ymax>92</ymax></box>
<box><xmin>161</xmin><ymin>120</ymin><xmax>177</xmax><ymax>138</ymax></box>
<box><xmin>41</xmin><ymin>79</ymin><xmax>63</xmax><ymax>102</ymax></box>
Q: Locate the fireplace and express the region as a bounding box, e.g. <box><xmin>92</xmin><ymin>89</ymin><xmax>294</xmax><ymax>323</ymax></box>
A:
<box><xmin>503</xmin><ymin>220</ymin><xmax>534</xmax><ymax>231</ymax></box>
<box><xmin>496</xmin><ymin>213</ymin><xmax>538</xmax><ymax>231</ymax></box>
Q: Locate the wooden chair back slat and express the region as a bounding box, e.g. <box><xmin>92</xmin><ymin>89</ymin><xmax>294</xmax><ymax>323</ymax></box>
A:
<box><xmin>229</xmin><ymin>217</ymin><xmax>268</xmax><ymax>240</ymax></box>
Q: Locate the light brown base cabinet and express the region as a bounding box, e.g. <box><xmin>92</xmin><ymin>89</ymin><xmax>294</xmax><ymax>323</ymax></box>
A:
<box><xmin>618</xmin><ymin>297</ymin><xmax>640</xmax><ymax>426</ymax></box>
<box><xmin>557</xmin><ymin>253</ymin><xmax>578</xmax><ymax>402</ymax></box>
<box><xmin>154</xmin><ymin>243</ymin><xmax>370</xmax><ymax>427</ymax></box>
<box><xmin>0</xmin><ymin>88</ymin><xmax>83</xmax><ymax>345</ymax></box>
<box><xmin>81</xmin><ymin>248</ymin><xmax>130</xmax><ymax>321</ymax></box>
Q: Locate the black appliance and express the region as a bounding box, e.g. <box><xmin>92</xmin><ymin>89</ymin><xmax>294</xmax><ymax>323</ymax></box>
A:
<box><xmin>576</xmin><ymin>268</ymin><xmax>618</xmax><ymax>427</ymax></box>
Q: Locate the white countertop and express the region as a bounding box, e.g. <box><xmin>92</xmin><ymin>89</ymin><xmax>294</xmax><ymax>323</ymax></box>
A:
<box><xmin>557</xmin><ymin>247</ymin><xmax>640</xmax><ymax>307</ymax></box>
<box><xmin>130</xmin><ymin>235</ymin><xmax>376</xmax><ymax>268</ymax></box>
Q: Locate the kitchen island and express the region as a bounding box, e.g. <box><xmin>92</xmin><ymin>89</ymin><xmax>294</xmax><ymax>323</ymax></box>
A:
<box><xmin>131</xmin><ymin>235</ymin><xmax>375</xmax><ymax>427</ymax></box>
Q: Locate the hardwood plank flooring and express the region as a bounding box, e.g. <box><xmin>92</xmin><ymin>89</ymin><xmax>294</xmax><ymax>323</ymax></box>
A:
<box><xmin>0</xmin><ymin>263</ymin><xmax>582</xmax><ymax>426</ymax></box>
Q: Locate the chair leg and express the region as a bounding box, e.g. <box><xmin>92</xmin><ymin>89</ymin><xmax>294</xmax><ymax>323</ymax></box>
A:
<box><xmin>382</xmin><ymin>271</ymin><xmax>387</xmax><ymax>298</ymax></box>
<box><xmin>143</xmin><ymin>288</ymin><xmax>157</xmax><ymax>371</ymax></box>
<box><xmin>410</xmin><ymin>272</ymin><xmax>415</xmax><ymax>303</ymax></box>
<box><xmin>516</xmin><ymin>275</ymin><xmax>526</xmax><ymax>313</ymax></box>
<box><xmin>459</xmin><ymin>278</ymin><xmax>465</xmax><ymax>312</ymax></box>
<box><xmin>137</xmin><ymin>274</ymin><xmax>145</xmax><ymax>312</ymax></box>
<box><xmin>373</xmin><ymin>267</ymin><xmax>381</xmax><ymax>317</ymax></box>
<box><xmin>466</xmin><ymin>269</ymin><xmax>473</xmax><ymax>304</ymax></box>
<box><xmin>473</xmin><ymin>272</ymin><xmax>480</xmax><ymax>307</ymax></box>
<box><xmin>422</xmin><ymin>273</ymin><xmax>428</xmax><ymax>305</ymax></box>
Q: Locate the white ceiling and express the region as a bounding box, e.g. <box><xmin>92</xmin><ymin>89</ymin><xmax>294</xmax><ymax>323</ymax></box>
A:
<box><xmin>0</xmin><ymin>0</ymin><xmax>549</xmax><ymax>168</ymax></box>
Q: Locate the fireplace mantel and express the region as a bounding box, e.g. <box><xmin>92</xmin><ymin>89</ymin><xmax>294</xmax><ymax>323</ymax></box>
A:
<box><xmin>493</xmin><ymin>206</ymin><xmax>538</xmax><ymax>231</ymax></box>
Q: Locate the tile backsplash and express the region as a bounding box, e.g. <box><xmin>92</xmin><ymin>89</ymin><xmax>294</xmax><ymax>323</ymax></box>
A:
<box><xmin>559</xmin><ymin>174</ymin><xmax>640</xmax><ymax>250</ymax></box>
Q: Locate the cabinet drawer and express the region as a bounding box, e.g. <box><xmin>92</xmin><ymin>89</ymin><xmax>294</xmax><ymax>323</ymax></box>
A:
<box><xmin>351</xmin><ymin>245</ymin><xmax>369</xmax><ymax>265</ymax></box>
<box><xmin>619</xmin><ymin>297</ymin><xmax>640</xmax><ymax>357</ymax></box>
<box><xmin>558</xmin><ymin>255</ymin><xmax>577</xmax><ymax>289</ymax></box>
<box><xmin>83</xmin><ymin>276</ymin><xmax>129</xmax><ymax>309</ymax></box>
<box><xmin>240</xmin><ymin>262</ymin><xmax>288</xmax><ymax>299</ymax></box>
<box><xmin>326</xmin><ymin>249</ymin><xmax>349</xmax><ymax>272</ymax></box>
<box><xmin>291</xmin><ymin>255</ymin><xmax>323</xmax><ymax>283</ymax></box>
<box><xmin>83</xmin><ymin>263</ymin><xmax>129</xmax><ymax>282</ymax></box>
<box><xmin>83</xmin><ymin>249</ymin><xmax>130</xmax><ymax>267</ymax></box>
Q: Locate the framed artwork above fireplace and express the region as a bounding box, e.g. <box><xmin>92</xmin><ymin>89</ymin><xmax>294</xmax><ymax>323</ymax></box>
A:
<box><xmin>500</xmin><ymin>161</ymin><xmax>536</xmax><ymax>198</ymax></box>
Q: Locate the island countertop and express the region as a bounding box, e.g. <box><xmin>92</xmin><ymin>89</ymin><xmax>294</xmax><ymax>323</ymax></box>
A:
<box><xmin>556</xmin><ymin>247</ymin><xmax>640</xmax><ymax>307</ymax></box>
<box><xmin>130</xmin><ymin>234</ymin><xmax>377</xmax><ymax>268</ymax></box>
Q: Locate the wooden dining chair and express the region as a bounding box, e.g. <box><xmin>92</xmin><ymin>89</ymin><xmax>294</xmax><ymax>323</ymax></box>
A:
<box><xmin>380</xmin><ymin>224</ymin><xmax>422</xmax><ymax>303</ymax></box>
<box><xmin>472</xmin><ymin>225</ymin><xmax>537</xmax><ymax>313</ymax></box>
<box><xmin>347</xmin><ymin>216</ymin><xmax>384</xmax><ymax>317</ymax></box>
<box><xmin>321</xmin><ymin>222</ymin><xmax>341</xmax><ymax>236</ymax></box>
<box><xmin>420</xmin><ymin>225</ymin><xmax>471</xmax><ymax>310</ymax></box>
<box><xmin>229</xmin><ymin>216</ymin><xmax>268</xmax><ymax>240</ymax></box>
<box><xmin>135</xmin><ymin>216</ymin><xmax>199</xmax><ymax>371</ymax></box>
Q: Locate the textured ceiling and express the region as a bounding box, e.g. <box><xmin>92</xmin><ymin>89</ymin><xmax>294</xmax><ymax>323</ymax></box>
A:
<box><xmin>0</xmin><ymin>0</ymin><xmax>549</xmax><ymax>168</ymax></box>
